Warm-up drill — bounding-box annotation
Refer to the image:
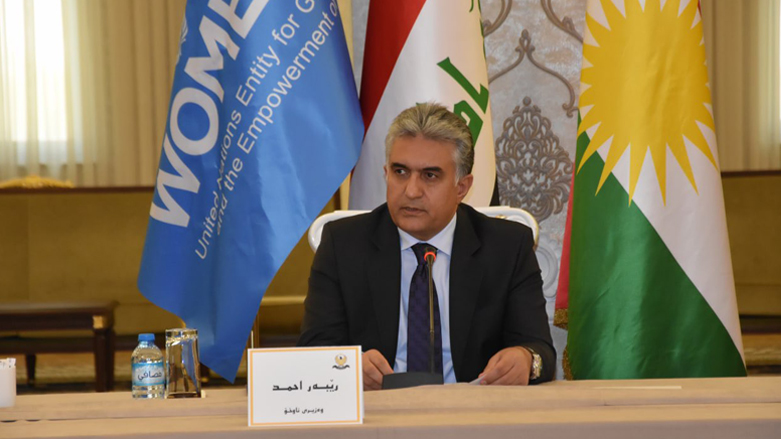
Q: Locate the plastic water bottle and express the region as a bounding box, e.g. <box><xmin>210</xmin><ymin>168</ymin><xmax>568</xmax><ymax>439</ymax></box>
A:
<box><xmin>131</xmin><ymin>333</ymin><xmax>165</xmax><ymax>399</ymax></box>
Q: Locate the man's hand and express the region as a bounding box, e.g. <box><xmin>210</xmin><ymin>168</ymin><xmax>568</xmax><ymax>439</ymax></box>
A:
<box><xmin>363</xmin><ymin>349</ymin><xmax>394</xmax><ymax>391</ymax></box>
<box><xmin>477</xmin><ymin>346</ymin><xmax>533</xmax><ymax>386</ymax></box>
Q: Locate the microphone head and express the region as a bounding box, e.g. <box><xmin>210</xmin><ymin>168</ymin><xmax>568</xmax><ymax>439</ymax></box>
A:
<box><xmin>424</xmin><ymin>246</ymin><xmax>437</xmax><ymax>263</ymax></box>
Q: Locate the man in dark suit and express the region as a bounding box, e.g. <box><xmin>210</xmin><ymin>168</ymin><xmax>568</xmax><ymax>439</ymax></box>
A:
<box><xmin>299</xmin><ymin>103</ymin><xmax>555</xmax><ymax>389</ymax></box>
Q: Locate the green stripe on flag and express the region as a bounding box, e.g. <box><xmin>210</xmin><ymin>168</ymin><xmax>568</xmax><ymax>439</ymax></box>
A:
<box><xmin>568</xmin><ymin>130</ymin><xmax>746</xmax><ymax>379</ymax></box>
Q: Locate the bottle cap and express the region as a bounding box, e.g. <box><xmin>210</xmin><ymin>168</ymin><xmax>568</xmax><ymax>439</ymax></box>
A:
<box><xmin>138</xmin><ymin>333</ymin><xmax>155</xmax><ymax>342</ymax></box>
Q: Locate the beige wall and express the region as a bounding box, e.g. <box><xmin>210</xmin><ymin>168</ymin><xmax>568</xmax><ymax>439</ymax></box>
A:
<box><xmin>723</xmin><ymin>174</ymin><xmax>781</xmax><ymax>316</ymax></box>
<box><xmin>0</xmin><ymin>175</ymin><xmax>778</xmax><ymax>336</ymax></box>
<box><xmin>0</xmin><ymin>190</ymin><xmax>174</xmax><ymax>334</ymax></box>
<box><xmin>0</xmin><ymin>189</ymin><xmax>323</xmax><ymax>335</ymax></box>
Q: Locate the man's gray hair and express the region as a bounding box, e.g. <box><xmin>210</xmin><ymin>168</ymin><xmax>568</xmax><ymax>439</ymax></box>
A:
<box><xmin>385</xmin><ymin>102</ymin><xmax>474</xmax><ymax>180</ymax></box>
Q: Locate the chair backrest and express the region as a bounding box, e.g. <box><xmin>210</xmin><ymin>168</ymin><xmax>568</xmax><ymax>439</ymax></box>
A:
<box><xmin>308</xmin><ymin>206</ymin><xmax>538</xmax><ymax>252</ymax></box>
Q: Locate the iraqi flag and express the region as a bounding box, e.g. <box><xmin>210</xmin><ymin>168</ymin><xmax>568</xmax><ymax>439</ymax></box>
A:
<box><xmin>555</xmin><ymin>0</ymin><xmax>746</xmax><ymax>379</ymax></box>
<box><xmin>349</xmin><ymin>0</ymin><xmax>495</xmax><ymax>209</ymax></box>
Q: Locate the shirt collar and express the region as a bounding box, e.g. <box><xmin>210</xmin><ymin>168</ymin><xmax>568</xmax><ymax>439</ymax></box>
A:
<box><xmin>398</xmin><ymin>213</ymin><xmax>457</xmax><ymax>257</ymax></box>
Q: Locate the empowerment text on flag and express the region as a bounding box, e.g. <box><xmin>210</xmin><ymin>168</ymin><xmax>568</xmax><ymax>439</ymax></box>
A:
<box><xmin>138</xmin><ymin>0</ymin><xmax>363</xmax><ymax>382</ymax></box>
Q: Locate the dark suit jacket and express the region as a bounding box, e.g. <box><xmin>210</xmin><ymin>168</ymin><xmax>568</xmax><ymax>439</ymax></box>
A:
<box><xmin>298</xmin><ymin>203</ymin><xmax>555</xmax><ymax>383</ymax></box>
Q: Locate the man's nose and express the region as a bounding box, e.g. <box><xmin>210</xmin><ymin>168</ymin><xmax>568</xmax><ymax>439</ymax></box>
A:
<box><xmin>404</xmin><ymin>173</ymin><xmax>424</xmax><ymax>198</ymax></box>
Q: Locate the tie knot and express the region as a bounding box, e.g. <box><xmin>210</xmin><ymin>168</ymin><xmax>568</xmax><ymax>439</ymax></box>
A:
<box><xmin>411</xmin><ymin>243</ymin><xmax>437</xmax><ymax>266</ymax></box>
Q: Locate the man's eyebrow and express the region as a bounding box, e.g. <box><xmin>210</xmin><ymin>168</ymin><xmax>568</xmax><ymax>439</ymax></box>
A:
<box><xmin>389</xmin><ymin>163</ymin><xmax>444</xmax><ymax>173</ymax></box>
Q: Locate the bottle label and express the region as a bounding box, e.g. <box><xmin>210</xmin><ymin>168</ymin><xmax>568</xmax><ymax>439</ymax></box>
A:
<box><xmin>132</xmin><ymin>361</ymin><xmax>165</xmax><ymax>386</ymax></box>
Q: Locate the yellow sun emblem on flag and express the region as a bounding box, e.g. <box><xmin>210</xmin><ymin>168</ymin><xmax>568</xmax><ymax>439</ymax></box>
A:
<box><xmin>577</xmin><ymin>0</ymin><xmax>718</xmax><ymax>204</ymax></box>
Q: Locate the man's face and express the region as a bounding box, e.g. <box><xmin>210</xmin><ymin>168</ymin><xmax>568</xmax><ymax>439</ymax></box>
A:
<box><xmin>385</xmin><ymin>135</ymin><xmax>473</xmax><ymax>241</ymax></box>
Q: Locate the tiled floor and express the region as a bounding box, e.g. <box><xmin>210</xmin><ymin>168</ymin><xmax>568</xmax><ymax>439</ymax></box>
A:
<box><xmin>6</xmin><ymin>333</ymin><xmax>780</xmax><ymax>394</ymax></box>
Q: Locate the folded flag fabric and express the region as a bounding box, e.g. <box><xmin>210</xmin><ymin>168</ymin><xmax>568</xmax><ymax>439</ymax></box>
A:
<box><xmin>556</xmin><ymin>0</ymin><xmax>746</xmax><ymax>379</ymax></box>
<box><xmin>138</xmin><ymin>0</ymin><xmax>363</xmax><ymax>381</ymax></box>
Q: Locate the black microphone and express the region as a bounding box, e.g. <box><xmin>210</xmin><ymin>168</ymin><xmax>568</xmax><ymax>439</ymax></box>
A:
<box><xmin>423</xmin><ymin>247</ymin><xmax>437</xmax><ymax>375</ymax></box>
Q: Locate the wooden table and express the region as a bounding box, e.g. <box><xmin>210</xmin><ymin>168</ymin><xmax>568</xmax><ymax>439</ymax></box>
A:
<box><xmin>1</xmin><ymin>377</ymin><xmax>780</xmax><ymax>438</ymax></box>
<box><xmin>0</xmin><ymin>301</ymin><xmax>117</xmax><ymax>392</ymax></box>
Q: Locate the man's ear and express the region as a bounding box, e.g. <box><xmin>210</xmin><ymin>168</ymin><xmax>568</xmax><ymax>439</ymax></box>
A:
<box><xmin>456</xmin><ymin>174</ymin><xmax>474</xmax><ymax>201</ymax></box>
<box><xmin>383</xmin><ymin>164</ymin><xmax>388</xmax><ymax>180</ymax></box>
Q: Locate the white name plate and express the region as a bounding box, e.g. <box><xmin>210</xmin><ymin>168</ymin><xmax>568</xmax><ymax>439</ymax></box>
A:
<box><xmin>247</xmin><ymin>346</ymin><xmax>364</xmax><ymax>427</ymax></box>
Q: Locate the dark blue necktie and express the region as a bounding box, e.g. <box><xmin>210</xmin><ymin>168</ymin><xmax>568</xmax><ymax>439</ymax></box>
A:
<box><xmin>407</xmin><ymin>243</ymin><xmax>443</xmax><ymax>374</ymax></box>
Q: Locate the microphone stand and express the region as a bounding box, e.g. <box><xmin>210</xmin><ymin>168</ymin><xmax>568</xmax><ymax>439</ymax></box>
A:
<box><xmin>382</xmin><ymin>247</ymin><xmax>444</xmax><ymax>389</ymax></box>
<box><xmin>427</xmin><ymin>251</ymin><xmax>436</xmax><ymax>375</ymax></box>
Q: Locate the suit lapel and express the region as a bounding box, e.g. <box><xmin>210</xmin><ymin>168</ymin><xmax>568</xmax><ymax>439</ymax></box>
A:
<box><xmin>449</xmin><ymin>206</ymin><xmax>483</xmax><ymax>381</ymax></box>
<box><xmin>367</xmin><ymin>207</ymin><xmax>402</xmax><ymax>363</ymax></box>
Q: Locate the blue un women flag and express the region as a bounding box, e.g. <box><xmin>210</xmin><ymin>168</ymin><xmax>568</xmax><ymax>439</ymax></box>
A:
<box><xmin>138</xmin><ymin>0</ymin><xmax>363</xmax><ymax>381</ymax></box>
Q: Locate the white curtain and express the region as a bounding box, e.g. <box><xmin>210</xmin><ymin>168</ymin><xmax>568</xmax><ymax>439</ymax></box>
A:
<box><xmin>2</xmin><ymin>0</ymin><xmax>776</xmax><ymax>184</ymax></box>
<box><xmin>0</xmin><ymin>0</ymin><xmax>186</xmax><ymax>186</ymax></box>
<box><xmin>702</xmin><ymin>0</ymin><xmax>781</xmax><ymax>171</ymax></box>
<box><xmin>0</xmin><ymin>0</ymin><xmax>69</xmax><ymax>181</ymax></box>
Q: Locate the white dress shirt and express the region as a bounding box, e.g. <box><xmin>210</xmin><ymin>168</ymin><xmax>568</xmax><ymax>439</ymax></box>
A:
<box><xmin>393</xmin><ymin>214</ymin><xmax>457</xmax><ymax>383</ymax></box>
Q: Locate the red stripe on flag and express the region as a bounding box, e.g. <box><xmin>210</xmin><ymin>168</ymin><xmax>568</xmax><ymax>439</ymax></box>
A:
<box><xmin>359</xmin><ymin>0</ymin><xmax>427</xmax><ymax>131</ymax></box>
<box><xmin>555</xmin><ymin>169</ymin><xmax>575</xmax><ymax>321</ymax></box>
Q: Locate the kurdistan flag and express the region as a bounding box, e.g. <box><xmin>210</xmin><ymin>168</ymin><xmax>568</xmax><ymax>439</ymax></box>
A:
<box><xmin>349</xmin><ymin>0</ymin><xmax>495</xmax><ymax>209</ymax></box>
<box><xmin>556</xmin><ymin>0</ymin><xmax>746</xmax><ymax>379</ymax></box>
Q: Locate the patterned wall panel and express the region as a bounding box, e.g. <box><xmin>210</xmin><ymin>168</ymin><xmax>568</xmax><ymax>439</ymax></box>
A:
<box><xmin>483</xmin><ymin>0</ymin><xmax>586</xmax><ymax>379</ymax></box>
